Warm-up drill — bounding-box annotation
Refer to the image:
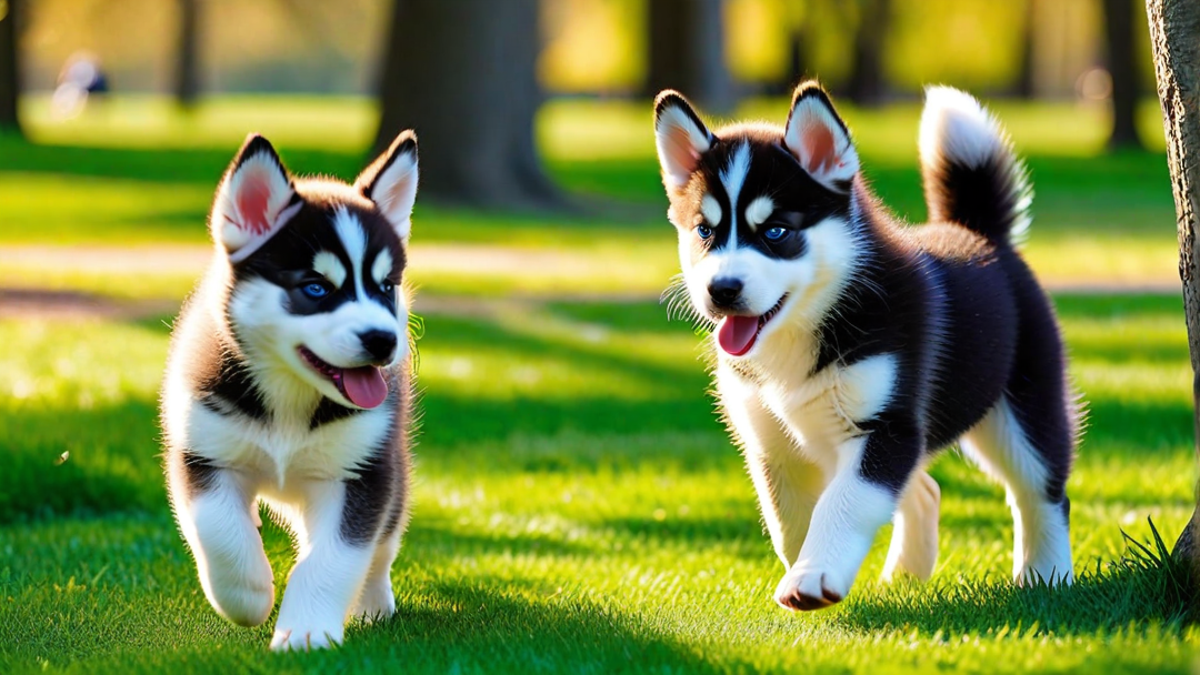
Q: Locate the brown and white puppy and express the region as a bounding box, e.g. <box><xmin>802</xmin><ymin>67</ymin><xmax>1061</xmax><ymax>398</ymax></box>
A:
<box><xmin>655</xmin><ymin>83</ymin><xmax>1078</xmax><ymax>610</ymax></box>
<box><xmin>161</xmin><ymin>132</ymin><xmax>419</xmax><ymax>650</ymax></box>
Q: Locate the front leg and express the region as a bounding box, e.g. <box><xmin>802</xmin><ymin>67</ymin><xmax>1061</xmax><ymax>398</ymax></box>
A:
<box><xmin>719</xmin><ymin>371</ymin><xmax>826</xmax><ymax>568</ymax></box>
<box><xmin>270</xmin><ymin>480</ymin><xmax>379</xmax><ymax>651</ymax></box>
<box><xmin>168</xmin><ymin>453</ymin><xmax>275</xmax><ymax>627</ymax></box>
<box><xmin>774</xmin><ymin>419</ymin><xmax>920</xmax><ymax>610</ymax></box>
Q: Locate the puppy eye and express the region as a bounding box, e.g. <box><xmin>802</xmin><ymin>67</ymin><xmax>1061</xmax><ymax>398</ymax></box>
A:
<box><xmin>764</xmin><ymin>226</ymin><xmax>788</xmax><ymax>242</ymax></box>
<box><xmin>696</xmin><ymin>224</ymin><xmax>713</xmax><ymax>240</ymax></box>
<box><xmin>380</xmin><ymin>280</ymin><xmax>396</xmax><ymax>294</ymax></box>
<box><xmin>301</xmin><ymin>282</ymin><xmax>330</xmax><ymax>299</ymax></box>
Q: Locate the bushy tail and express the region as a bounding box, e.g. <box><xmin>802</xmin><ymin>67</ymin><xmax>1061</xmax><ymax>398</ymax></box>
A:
<box><xmin>919</xmin><ymin>86</ymin><xmax>1031</xmax><ymax>246</ymax></box>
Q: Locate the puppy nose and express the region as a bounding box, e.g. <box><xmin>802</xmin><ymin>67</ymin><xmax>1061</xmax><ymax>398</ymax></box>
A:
<box><xmin>359</xmin><ymin>330</ymin><xmax>398</xmax><ymax>363</ymax></box>
<box><xmin>708</xmin><ymin>277</ymin><xmax>744</xmax><ymax>307</ymax></box>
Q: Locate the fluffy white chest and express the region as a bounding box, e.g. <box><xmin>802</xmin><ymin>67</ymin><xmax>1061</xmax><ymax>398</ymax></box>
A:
<box><xmin>183</xmin><ymin>397</ymin><xmax>391</xmax><ymax>488</ymax></box>
<box><xmin>722</xmin><ymin>352</ymin><xmax>898</xmax><ymax>464</ymax></box>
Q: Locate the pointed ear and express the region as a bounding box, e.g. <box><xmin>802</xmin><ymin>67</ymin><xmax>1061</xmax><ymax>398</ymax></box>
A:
<box><xmin>784</xmin><ymin>82</ymin><xmax>859</xmax><ymax>192</ymax></box>
<box><xmin>211</xmin><ymin>134</ymin><xmax>301</xmax><ymax>263</ymax></box>
<box><xmin>356</xmin><ymin>130</ymin><xmax>419</xmax><ymax>242</ymax></box>
<box><xmin>654</xmin><ymin>90</ymin><xmax>713</xmax><ymax>195</ymax></box>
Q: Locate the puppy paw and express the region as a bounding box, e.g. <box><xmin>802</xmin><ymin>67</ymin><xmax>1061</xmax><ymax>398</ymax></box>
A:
<box><xmin>269</xmin><ymin>622</ymin><xmax>343</xmax><ymax>651</ymax></box>
<box><xmin>206</xmin><ymin>574</ymin><xmax>275</xmax><ymax>627</ymax></box>
<box><xmin>351</xmin><ymin>583</ymin><xmax>396</xmax><ymax>623</ymax></box>
<box><xmin>774</xmin><ymin>566</ymin><xmax>850</xmax><ymax>611</ymax></box>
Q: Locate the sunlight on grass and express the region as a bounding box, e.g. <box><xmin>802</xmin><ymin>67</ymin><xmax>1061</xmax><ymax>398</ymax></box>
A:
<box><xmin>1</xmin><ymin>96</ymin><xmax>1196</xmax><ymax>674</ymax></box>
<box><xmin>22</xmin><ymin>95</ymin><xmax>376</xmax><ymax>152</ymax></box>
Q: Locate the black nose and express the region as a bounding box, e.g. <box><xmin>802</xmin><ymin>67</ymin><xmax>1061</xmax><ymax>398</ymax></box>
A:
<box><xmin>359</xmin><ymin>330</ymin><xmax>398</xmax><ymax>362</ymax></box>
<box><xmin>708</xmin><ymin>277</ymin><xmax>744</xmax><ymax>307</ymax></box>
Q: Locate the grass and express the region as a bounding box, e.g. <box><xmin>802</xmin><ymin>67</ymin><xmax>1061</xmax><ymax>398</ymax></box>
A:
<box><xmin>0</xmin><ymin>96</ymin><xmax>1196</xmax><ymax>673</ymax></box>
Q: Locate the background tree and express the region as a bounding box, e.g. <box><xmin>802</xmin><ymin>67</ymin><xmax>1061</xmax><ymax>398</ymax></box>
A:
<box><xmin>1013</xmin><ymin>0</ymin><xmax>1038</xmax><ymax>98</ymax></box>
<box><xmin>1146</xmin><ymin>0</ymin><xmax>1200</xmax><ymax>591</ymax></box>
<box><xmin>174</xmin><ymin>0</ymin><xmax>200</xmax><ymax>108</ymax></box>
<box><xmin>1106</xmin><ymin>0</ymin><xmax>1142</xmax><ymax>149</ymax></box>
<box><xmin>373</xmin><ymin>0</ymin><xmax>560</xmax><ymax>209</ymax></box>
<box><xmin>846</xmin><ymin>0</ymin><xmax>890</xmax><ymax>106</ymax></box>
<box><xmin>0</xmin><ymin>0</ymin><xmax>20</xmax><ymax>135</ymax></box>
<box><xmin>645</xmin><ymin>0</ymin><xmax>734</xmax><ymax>113</ymax></box>
<box><xmin>773</xmin><ymin>0</ymin><xmax>811</xmax><ymax>96</ymax></box>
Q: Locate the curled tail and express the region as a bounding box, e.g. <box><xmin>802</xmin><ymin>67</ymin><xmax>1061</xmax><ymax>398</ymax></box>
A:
<box><xmin>919</xmin><ymin>86</ymin><xmax>1031</xmax><ymax>246</ymax></box>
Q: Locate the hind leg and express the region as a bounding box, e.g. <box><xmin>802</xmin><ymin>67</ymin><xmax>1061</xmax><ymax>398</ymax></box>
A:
<box><xmin>351</xmin><ymin>525</ymin><xmax>403</xmax><ymax>621</ymax></box>
<box><xmin>961</xmin><ymin>397</ymin><xmax>1073</xmax><ymax>585</ymax></box>
<box><xmin>882</xmin><ymin>470</ymin><xmax>940</xmax><ymax>582</ymax></box>
<box><xmin>352</xmin><ymin>466</ymin><xmax>410</xmax><ymax>623</ymax></box>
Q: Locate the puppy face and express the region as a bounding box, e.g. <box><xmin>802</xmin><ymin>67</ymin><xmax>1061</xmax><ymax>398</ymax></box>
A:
<box><xmin>212</xmin><ymin>133</ymin><xmax>419</xmax><ymax>409</ymax></box>
<box><xmin>654</xmin><ymin>84</ymin><xmax>865</xmax><ymax>359</ymax></box>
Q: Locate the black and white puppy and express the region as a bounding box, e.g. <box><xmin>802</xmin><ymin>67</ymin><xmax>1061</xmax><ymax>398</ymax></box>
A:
<box><xmin>161</xmin><ymin>132</ymin><xmax>419</xmax><ymax>649</ymax></box>
<box><xmin>654</xmin><ymin>83</ymin><xmax>1078</xmax><ymax>610</ymax></box>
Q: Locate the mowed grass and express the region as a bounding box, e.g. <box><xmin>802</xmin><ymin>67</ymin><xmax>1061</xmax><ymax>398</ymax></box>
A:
<box><xmin>0</xmin><ymin>97</ymin><xmax>1196</xmax><ymax>673</ymax></box>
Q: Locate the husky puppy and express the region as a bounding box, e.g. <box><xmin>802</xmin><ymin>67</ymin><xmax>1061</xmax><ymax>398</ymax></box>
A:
<box><xmin>161</xmin><ymin>131</ymin><xmax>420</xmax><ymax>649</ymax></box>
<box><xmin>654</xmin><ymin>83</ymin><xmax>1078</xmax><ymax>610</ymax></box>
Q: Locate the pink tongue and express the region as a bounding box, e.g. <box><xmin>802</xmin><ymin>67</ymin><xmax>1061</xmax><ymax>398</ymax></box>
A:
<box><xmin>717</xmin><ymin>315</ymin><xmax>761</xmax><ymax>356</ymax></box>
<box><xmin>342</xmin><ymin>366</ymin><xmax>388</xmax><ymax>409</ymax></box>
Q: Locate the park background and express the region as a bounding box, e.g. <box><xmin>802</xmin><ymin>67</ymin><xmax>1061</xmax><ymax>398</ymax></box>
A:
<box><xmin>0</xmin><ymin>0</ymin><xmax>1196</xmax><ymax>673</ymax></box>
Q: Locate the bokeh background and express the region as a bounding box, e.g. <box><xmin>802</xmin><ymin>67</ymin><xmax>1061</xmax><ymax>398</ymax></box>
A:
<box><xmin>0</xmin><ymin>2</ymin><xmax>1195</xmax><ymax>673</ymax></box>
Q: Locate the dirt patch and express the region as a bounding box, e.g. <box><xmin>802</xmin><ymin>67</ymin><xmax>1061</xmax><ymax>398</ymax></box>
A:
<box><xmin>0</xmin><ymin>243</ymin><xmax>602</xmax><ymax>278</ymax></box>
<box><xmin>0</xmin><ymin>244</ymin><xmax>212</xmax><ymax>275</ymax></box>
<box><xmin>0</xmin><ymin>288</ymin><xmax>178</xmax><ymax>321</ymax></box>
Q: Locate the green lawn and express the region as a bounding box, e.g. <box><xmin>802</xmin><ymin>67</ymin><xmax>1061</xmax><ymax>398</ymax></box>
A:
<box><xmin>0</xmin><ymin>96</ymin><xmax>1196</xmax><ymax>673</ymax></box>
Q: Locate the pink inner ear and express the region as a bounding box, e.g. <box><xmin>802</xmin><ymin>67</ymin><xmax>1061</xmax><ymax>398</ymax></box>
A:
<box><xmin>665</xmin><ymin>124</ymin><xmax>701</xmax><ymax>172</ymax></box>
<box><xmin>803</xmin><ymin>124</ymin><xmax>838</xmax><ymax>174</ymax></box>
<box><xmin>235</xmin><ymin>168</ymin><xmax>273</xmax><ymax>236</ymax></box>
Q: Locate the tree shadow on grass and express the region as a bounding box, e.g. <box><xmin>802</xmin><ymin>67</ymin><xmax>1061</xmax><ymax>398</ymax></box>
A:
<box><xmin>834</xmin><ymin>526</ymin><xmax>1190</xmax><ymax>638</ymax></box>
<box><xmin>0</xmin><ymin>399</ymin><xmax>165</xmax><ymax>524</ymax></box>
<box><xmin>0</xmin><ymin>137</ymin><xmax>361</xmax><ymax>185</ymax></box>
<box><xmin>331</xmin><ymin>581</ymin><xmax>741</xmax><ymax>674</ymax></box>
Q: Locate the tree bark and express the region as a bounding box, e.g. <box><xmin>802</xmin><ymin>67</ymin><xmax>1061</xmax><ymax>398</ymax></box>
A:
<box><xmin>1014</xmin><ymin>0</ymin><xmax>1038</xmax><ymax>99</ymax></box>
<box><xmin>645</xmin><ymin>0</ymin><xmax>735</xmax><ymax>113</ymax></box>
<box><xmin>373</xmin><ymin>0</ymin><xmax>561</xmax><ymax>209</ymax></box>
<box><xmin>174</xmin><ymin>0</ymin><xmax>200</xmax><ymax>108</ymax></box>
<box><xmin>0</xmin><ymin>0</ymin><xmax>21</xmax><ymax>135</ymax></box>
<box><xmin>1107</xmin><ymin>0</ymin><xmax>1143</xmax><ymax>149</ymax></box>
<box><xmin>1146</xmin><ymin>0</ymin><xmax>1200</xmax><ymax>589</ymax></box>
<box><xmin>782</xmin><ymin>24</ymin><xmax>808</xmax><ymax>92</ymax></box>
<box><xmin>846</xmin><ymin>0</ymin><xmax>890</xmax><ymax>106</ymax></box>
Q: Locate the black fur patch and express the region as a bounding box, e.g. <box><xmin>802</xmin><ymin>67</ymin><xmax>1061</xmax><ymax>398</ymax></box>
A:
<box><xmin>856</xmin><ymin>411</ymin><xmax>923</xmax><ymax>493</ymax></box>
<box><xmin>310</xmin><ymin>396</ymin><xmax>362</xmax><ymax>430</ymax></box>
<box><xmin>340</xmin><ymin>431</ymin><xmax>399</xmax><ymax>546</ymax></box>
<box><xmin>198</xmin><ymin>346</ymin><xmax>269</xmax><ymax>421</ymax></box>
<box><xmin>180</xmin><ymin>451</ymin><xmax>221</xmax><ymax>495</ymax></box>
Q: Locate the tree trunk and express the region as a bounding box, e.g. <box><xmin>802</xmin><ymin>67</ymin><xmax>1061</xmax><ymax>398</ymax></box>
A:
<box><xmin>1107</xmin><ymin>0</ymin><xmax>1143</xmax><ymax>149</ymax></box>
<box><xmin>1014</xmin><ymin>0</ymin><xmax>1038</xmax><ymax>99</ymax></box>
<box><xmin>0</xmin><ymin>0</ymin><xmax>20</xmax><ymax>135</ymax></box>
<box><xmin>1146</xmin><ymin>0</ymin><xmax>1200</xmax><ymax>590</ymax></box>
<box><xmin>846</xmin><ymin>0</ymin><xmax>890</xmax><ymax>106</ymax></box>
<box><xmin>373</xmin><ymin>0</ymin><xmax>561</xmax><ymax>209</ymax></box>
<box><xmin>645</xmin><ymin>0</ymin><xmax>735</xmax><ymax>113</ymax></box>
<box><xmin>783</xmin><ymin>24</ymin><xmax>808</xmax><ymax>92</ymax></box>
<box><xmin>174</xmin><ymin>0</ymin><xmax>200</xmax><ymax>108</ymax></box>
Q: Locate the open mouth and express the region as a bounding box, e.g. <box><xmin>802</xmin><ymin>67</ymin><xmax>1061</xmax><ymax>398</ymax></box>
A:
<box><xmin>297</xmin><ymin>346</ymin><xmax>389</xmax><ymax>409</ymax></box>
<box><xmin>715</xmin><ymin>295</ymin><xmax>788</xmax><ymax>356</ymax></box>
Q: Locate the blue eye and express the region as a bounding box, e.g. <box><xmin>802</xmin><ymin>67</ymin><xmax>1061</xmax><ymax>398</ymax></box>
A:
<box><xmin>697</xmin><ymin>224</ymin><xmax>713</xmax><ymax>240</ymax></box>
<box><xmin>764</xmin><ymin>226</ymin><xmax>788</xmax><ymax>242</ymax></box>
<box><xmin>301</xmin><ymin>282</ymin><xmax>329</xmax><ymax>299</ymax></box>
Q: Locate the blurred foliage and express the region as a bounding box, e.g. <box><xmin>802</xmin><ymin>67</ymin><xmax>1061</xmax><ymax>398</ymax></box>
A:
<box><xmin>17</xmin><ymin>0</ymin><xmax>1156</xmax><ymax>98</ymax></box>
